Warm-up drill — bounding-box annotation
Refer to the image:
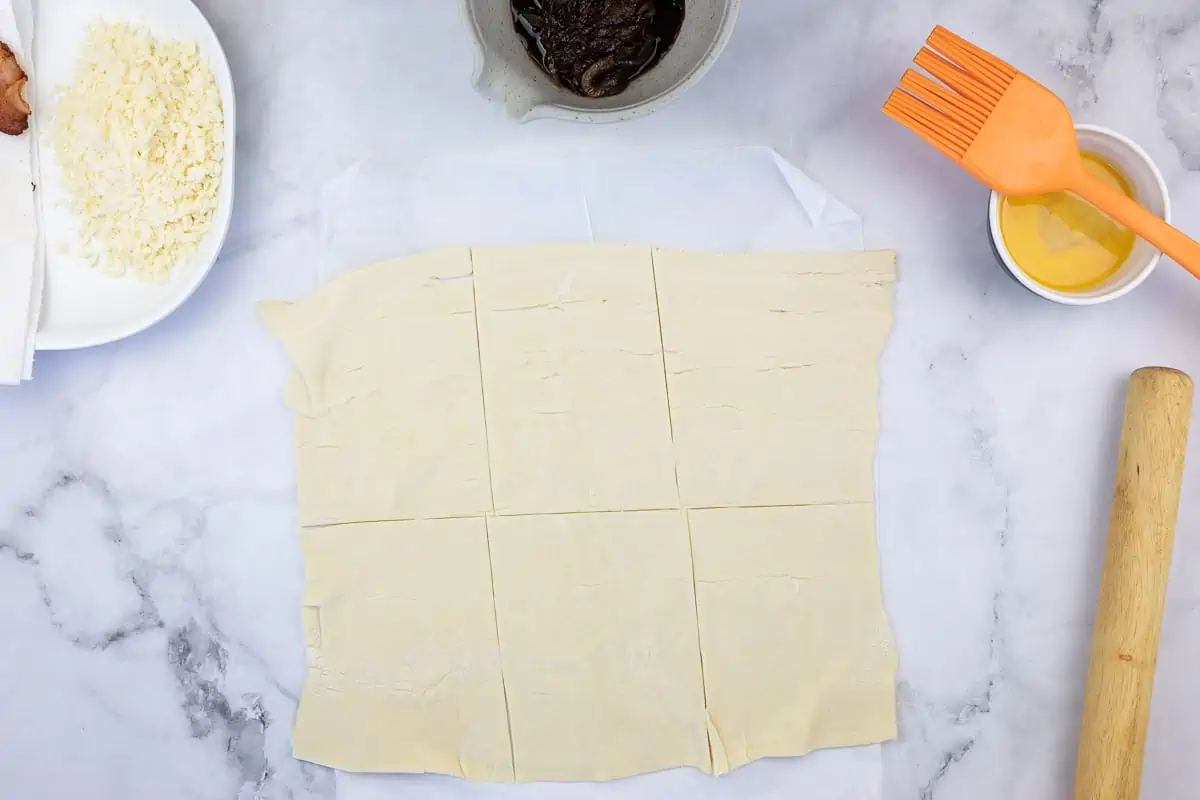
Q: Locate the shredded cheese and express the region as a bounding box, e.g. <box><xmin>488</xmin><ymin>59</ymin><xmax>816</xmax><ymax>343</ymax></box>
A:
<box><xmin>52</xmin><ymin>21</ymin><xmax>224</xmax><ymax>281</ymax></box>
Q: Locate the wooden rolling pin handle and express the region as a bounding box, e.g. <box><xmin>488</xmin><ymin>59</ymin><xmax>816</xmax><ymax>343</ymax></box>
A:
<box><xmin>1074</xmin><ymin>367</ymin><xmax>1194</xmax><ymax>800</ymax></box>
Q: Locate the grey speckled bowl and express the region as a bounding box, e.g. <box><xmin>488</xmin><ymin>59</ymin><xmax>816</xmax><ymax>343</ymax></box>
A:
<box><xmin>460</xmin><ymin>0</ymin><xmax>740</xmax><ymax>123</ymax></box>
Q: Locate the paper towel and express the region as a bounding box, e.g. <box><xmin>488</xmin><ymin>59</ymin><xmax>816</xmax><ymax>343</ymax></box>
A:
<box><xmin>0</xmin><ymin>0</ymin><xmax>40</xmax><ymax>385</ymax></box>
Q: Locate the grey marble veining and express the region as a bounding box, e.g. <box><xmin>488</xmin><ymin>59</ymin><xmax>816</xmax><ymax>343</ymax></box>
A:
<box><xmin>2</xmin><ymin>1</ymin><xmax>1200</xmax><ymax>798</ymax></box>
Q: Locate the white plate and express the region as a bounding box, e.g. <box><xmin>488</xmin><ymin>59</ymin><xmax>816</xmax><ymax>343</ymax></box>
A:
<box><xmin>32</xmin><ymin>0</ymin><xmax>235</xmax><ymax>351</ymax></box>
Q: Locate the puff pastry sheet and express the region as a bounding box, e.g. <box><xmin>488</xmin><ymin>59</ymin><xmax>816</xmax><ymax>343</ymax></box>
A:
<box><xmin>261</xmin><ymin>245</ymin><xmax>898</xmax><ymax>781</ymax></box>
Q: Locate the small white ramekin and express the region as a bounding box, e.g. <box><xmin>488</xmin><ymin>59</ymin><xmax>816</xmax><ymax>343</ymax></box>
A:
<box><xmin>987</xmin><ymin>124</ymin><xmax>1171</xmax><ymax>305</ymax></box>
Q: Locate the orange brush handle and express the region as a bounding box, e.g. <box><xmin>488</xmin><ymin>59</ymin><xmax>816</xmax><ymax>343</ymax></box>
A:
<box><xmin>1070</xmin><ymin>169</ymin><xmax>1200</xmax><ymax>280</ymax></box>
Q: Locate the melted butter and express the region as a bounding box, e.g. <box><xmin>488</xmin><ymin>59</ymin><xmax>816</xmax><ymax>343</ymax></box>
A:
<box><xmin>999</xmin><ymin>152</ymin><xmax>1137</xmax><ymax>292</ymax></box>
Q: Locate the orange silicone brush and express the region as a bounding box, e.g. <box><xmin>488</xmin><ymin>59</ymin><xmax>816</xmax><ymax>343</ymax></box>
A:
<box><xmin>885</xmin><ymin>26</ymin><xmax>1200</xmax><ymax>279</ymax></box>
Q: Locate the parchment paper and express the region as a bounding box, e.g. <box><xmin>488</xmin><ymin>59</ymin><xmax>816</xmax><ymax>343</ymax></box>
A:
<box><xmin>320</xmin><ymin>147</ymin><xmax>887</xmax><ymax>800</ymax></box>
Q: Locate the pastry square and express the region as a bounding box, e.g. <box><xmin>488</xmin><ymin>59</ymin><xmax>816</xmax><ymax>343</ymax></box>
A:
<box><xmin>654</xmin><ymin>249</ymin><xmax>895</xmax><ymax>508</ymax></box>
<box><xmin>293</xmin><ymin>517</ymin><xmax>513</xmax><ymax>780</ymax></box>
<box><xmin>689</xmin><ymin>505</ymin><xmax>897</xmax><ymax>773</ymax></box>
<box><xmin>260</xmin><ymin>249</ymin><xmax>492</xmax><ymax>525</ymax></box>
<box><xmin>488</xmin><ymin>510</ymin><xmax>710</xmax><ymax>780</ymax></box>
<box><xmin>474</xmin><ymin>245</ymin><xmax>678</xmax><ymax>515</ymax></box>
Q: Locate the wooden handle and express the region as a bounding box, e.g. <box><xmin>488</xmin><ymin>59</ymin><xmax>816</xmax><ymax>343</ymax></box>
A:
<box><xmin>1072</xmin><ymin>170</ymin><xmax>1200</xmax><ymax>280</ymax></box>
<box><xmin>1074</xmin><ymin>367</ymin><xmax>1194</xmax><ymax>800</ymax></box>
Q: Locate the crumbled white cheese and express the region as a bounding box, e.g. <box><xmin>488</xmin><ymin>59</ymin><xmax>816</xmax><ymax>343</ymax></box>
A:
<box><xmin>52</xmin><ymin>21</ymin><xmax>224</xmax><ymax>282</ymax></box>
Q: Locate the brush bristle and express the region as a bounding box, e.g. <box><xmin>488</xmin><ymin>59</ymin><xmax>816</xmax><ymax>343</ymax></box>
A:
<box><xmin>928</xmin><ymin>26</ymin><xmax>1018</xmax><ymax>91</ymax></box>
<box><xmin>914</xmin><ymin>48</ymin><xmax>1003</xmax><ymax>111</ymax></box>
<box><xmin>884</xmin><ymin>27</ymin><xmax>1021</xmax><ymax>163</ymax></box>
<box><xmin>883</xmin><ymin>89</ymin><xmax>969</xmax><ymax>161</ymax></box>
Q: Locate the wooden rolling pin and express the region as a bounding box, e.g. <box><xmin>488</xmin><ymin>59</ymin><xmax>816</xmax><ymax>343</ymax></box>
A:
<box><xmin>1074</xmin><ymin>367</ymin><xmax>1194</xmax><ymax>800</ymax></box>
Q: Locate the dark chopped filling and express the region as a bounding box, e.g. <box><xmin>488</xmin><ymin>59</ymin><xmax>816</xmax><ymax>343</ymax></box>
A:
<box><xmin>512</xmin><ymin>0</ymin><xmax>685</xmax><ymax>99</ymax></box>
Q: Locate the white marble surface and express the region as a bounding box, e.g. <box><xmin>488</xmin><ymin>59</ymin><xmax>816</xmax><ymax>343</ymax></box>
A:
<box><xmin>2</xmin><ymin>1</ymin><xmax>1200</xmax><ymax>798</ymax></box>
